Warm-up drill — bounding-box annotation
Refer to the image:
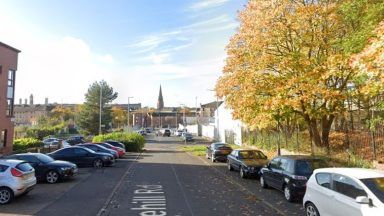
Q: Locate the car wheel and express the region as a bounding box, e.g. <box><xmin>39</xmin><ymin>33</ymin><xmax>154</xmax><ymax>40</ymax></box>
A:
<box><xmin>260</xmin><ymin>175</ymin><xmax>268</xmax><ymax>188</ymax></box>
<box><xmin>306</xmin><ymin>202</ymin><xmax>320</xmax><ymax>216</ymax></box>
<box><xmin>227</xmin><ymin>161</ymin><xmax>233</xmax><ymax>171</ymax></box>
<box><xmin>93</xmin><ymin>159</ymin><xmax>103</xmax><ymax>168</ymax></box>
<box><xmin>284</xmin><ymin>185</ymin><xmax>294</xmax><ymax>202</ymax></box>
<box><xmin>0</xmin><ymin>187</ymin><xmax>14</xmax><ymax>204</ymax></box>
<box><xmin>240</xmin><ymin>167</ymin><xmax>247</xmax><ymax>178</ymax></box>
<box><xmin>46</xmin><ymin>170</ymin><xmax>59</xmax><ymax>184</ymax></box>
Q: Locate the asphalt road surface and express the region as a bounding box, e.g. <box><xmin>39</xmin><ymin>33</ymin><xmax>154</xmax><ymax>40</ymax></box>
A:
<box><xmin>1</xmin><ymin>135</ymin><xmax>304</xmax><ymax>216</ymax></box>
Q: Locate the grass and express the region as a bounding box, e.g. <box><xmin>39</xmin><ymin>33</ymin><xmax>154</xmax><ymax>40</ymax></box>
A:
<box><xmin>181</xmin><ymin>145</ymin><xmax>207</xmax><ymax>156</ymax></box>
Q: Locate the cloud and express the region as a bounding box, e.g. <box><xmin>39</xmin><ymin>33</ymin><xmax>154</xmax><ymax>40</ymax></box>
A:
<box><xmin>189</xmin><ymin>0</ymin><xmax>230</xmax><ymax>10</ymax></box>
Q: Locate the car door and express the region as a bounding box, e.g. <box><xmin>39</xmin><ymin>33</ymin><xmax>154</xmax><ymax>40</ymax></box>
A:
<box><xmin>74</xmin><ymin>148</ymin><xmax>92</xmax><ymax>166</ymax></box>
<box><xmin>277</xmin><ymin>158</ymin><xmax>289</xmax><ymax>189</ymax></box>
<box><xmin>264</xmin><ymin>157</ymin><xmax>281</xmax><ymax>188</ymax></box>
<box><xmin>54</xmin><ymin>148</ymin><xmax>75</xmax><ymax>162</ymax></box>
<box><xmin>233</xmin><ymin>151</ymin><xmax>241</xmax><ymax>170</ymax></box>
<box><xmin>328</xmin><ymin>174</ymin><xmax>368</xmax><ymax>216</ymax></box>
<box><xmin>227</xmin><ymin>150</ymin><xmax>236</xmax><ymax>167</ymax></box>
<box><xmin>313</xmin><ymin>172</ymin><xmax>334</xmax><ymax>216</ymax></box>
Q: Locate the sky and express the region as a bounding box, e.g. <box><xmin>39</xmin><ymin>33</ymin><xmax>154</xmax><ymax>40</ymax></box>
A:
<box><xmin>0</xmin><ymin>0</ymin><xmax>247</xmax><ymax>107</ymax></box>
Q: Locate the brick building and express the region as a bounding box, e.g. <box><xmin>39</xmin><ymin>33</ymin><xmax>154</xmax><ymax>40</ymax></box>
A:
<box><xmin>0</xmin><ymin>42</ymin><xmax>20</xmax><ymax>155</ymax></box>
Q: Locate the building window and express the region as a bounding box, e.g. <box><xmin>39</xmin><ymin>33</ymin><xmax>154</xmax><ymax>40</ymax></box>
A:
<box><xmin>0</xmin><ymin>130</ymin><xmax>7</xmax><ymax>148</ymax></box>
<box><xmin>7</xmin><ymin>70</ymin><xmax>15</xmax><ymax>116</ymax></box>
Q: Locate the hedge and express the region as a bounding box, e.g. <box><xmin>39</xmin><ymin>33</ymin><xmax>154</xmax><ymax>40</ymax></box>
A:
<box><xmin>13</xmin><ymin>138</ymin><xmax>43</xmax><ymax>153</ymax></box>
<box><xmin>92</xmin><ymin>132</ymin><xmax>145</xmax><ymax>152</ymax></box>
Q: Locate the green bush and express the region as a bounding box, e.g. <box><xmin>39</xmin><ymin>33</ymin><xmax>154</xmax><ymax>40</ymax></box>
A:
<box><xmin>26</xmin><ymin>124</ymin><xmax>65</xmax><ymax>140</ymax></box>
<box><xmin>93</xmin><ymin>132</ymin><xmax>145</xmax><ymax>152</ymax></box>
<box><xmin>13</xmin><ymin>138</ymin><xmax>43</xmax><ymax>153</ymax></box>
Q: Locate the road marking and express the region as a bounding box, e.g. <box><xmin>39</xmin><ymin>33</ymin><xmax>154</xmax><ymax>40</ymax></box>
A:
<box><xmin>131</xmin><ymin>185</ymin><xmax>167</xmax><ymax>215</ymax></box>
<box><xmin>170</xmin><ymin>163</ymin><xmax>195</xmax><ymax>216</ymax></box>
<box><xmin>96</xmin><ymin>153</ymin><xmax>142</xmax><ymax>216</ymax></box>
<box><xmin>184</xmin><ymin>151</ymin><xmax>287</xmax><ymax>216</ymax></box>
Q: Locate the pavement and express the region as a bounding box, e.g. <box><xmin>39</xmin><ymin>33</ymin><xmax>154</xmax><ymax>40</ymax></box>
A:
<box><xmin>0</xmin><ymin>134</ymin><xmax>304</xmax><ymax>216</ymax></box>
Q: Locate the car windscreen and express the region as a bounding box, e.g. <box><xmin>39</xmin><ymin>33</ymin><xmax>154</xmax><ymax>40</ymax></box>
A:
<box><xmin>239</xmin><ymin>151</ymin><xmax>266</xmax><ymax>159</ymax></box>
<box><xmin>295</xmin><ymin>159</ymin><xmax>328</xmax><ymax>176</ymax></box>
<box><xmin>214</xmin><ymin>144</ymin><xmax>230</xmax><ymax>149</ymax></box>
<box><xmin>16</xmin><ymin>162</ymin><xmax>34</xmax><ymax>172</ymax></box>
<box><xmin>82</xmin><ymin>147</ymin><xmax>96</xmax><ymax>153</ymax></box>
<box><xmin>37</xmin><ymin>154</ymin><xmax>55</xmax><ymax>163</ymax></box>
<box><xmin>360</xmin><ymin>177</ymin><xmax>384</xmax><ymax>203</ymax></box>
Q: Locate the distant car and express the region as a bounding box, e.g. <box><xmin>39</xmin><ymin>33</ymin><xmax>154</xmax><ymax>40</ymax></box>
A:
<box><xmin>303</xmin><ymin>168</ymin><xmax>384</xmax><ymax>216</ymax></box>
<box><xmin>94</xmin><ymin>142</ymin><xmax>125</xmax><ymax>158</ymax></box>
<box><xmin>182</xmin><ymin>133</ymin><xmax>193</xmax><ymax>142</ymax></box>
<box><xmin>175</xmin><ymin>130</ymin><xmax>183</xmax><ymax>136</ymax></box>
<box><xmin>0</xmin><ymin>159</ymin><xmax>36</xmax><ymax>204</ymax></box>
<box><xmin>105</xmin><ymin>140</ymin><xmax>126</xmax><ymax>151</ymax></box>
<box><xmin>137</xmin><ymin>130</ymin><xmax>146</xmax><ymax>136</ymax></box>
<box><xmin>65</xmin><ymin>136</ymin><xmax>85</xmax><ymax>146</ymax></box>
<box><xmin>227</xmin><ymin>149</ymin><xmax>268</xmax><ymax>178</ymax></box>
<box><xmin>260</xmin><ymin>155</ymin><xmax>329</xmax><ymax>202</ymax></box>
<box><xmin>5</xmin><ymin>153</ymin><xmax>77</xmax><ymax>184</ymax></box>
<box><xmin>157</xmin><ymin>129</ymin><xmax>171</xmax><ymax>137</ymax></box>
<box><xmin>78</xmin><ymin>143</ymin><xmax>119</xmax><ymax>159</ymax></box>
<box><xmin>47</xmin><ymin>146</ymin><xmax>114</xmax><ymax>168</ymax></box>
<box><xmin>206</xmin><ymin>143</ymin><xmax>233</xmax><ymax>162</ymax></box>
<box><xmin>145</xmin><ymin>128</ymin><xmax>152</xmax><ymax>133</ymax></box>
<box><xmin>42</xmin><ymin>138</ymin><xmax>61</xmax><ymax>148</ymax></box>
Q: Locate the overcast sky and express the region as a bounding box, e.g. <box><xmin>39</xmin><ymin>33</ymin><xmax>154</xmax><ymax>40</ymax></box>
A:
<box><xmin>0</xmin><ymin>0</ymin><xmax>246</xmax><ymax>107</ymax></box>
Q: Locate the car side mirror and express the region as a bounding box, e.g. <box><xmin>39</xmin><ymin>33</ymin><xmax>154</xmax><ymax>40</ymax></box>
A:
<box><xmin>266</xmin><ymin>164</ymin><xmax>271</xmax><ymax>169</ymax></box>
<box><xmin>356</xmin><ymin>196</ymin><xmax>373</xmax><ymax>207</ymax></box>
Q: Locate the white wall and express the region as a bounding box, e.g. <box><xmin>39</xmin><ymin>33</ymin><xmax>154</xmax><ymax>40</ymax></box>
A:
<box><xmin>215</xmin><ymin>102</ymin><xmax>243</xmax><ymax>146</ymax></box>
<box><xmin>202</xmin><ymin>125</ymin><xmax>215</xmax><ymax>140</ymax></box>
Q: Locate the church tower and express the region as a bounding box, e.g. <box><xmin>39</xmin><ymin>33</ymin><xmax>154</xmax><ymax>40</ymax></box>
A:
<box><xmin>157</xmin><ymin>85</ymin><xmax>164</xmax><ymax>110</ymax></box>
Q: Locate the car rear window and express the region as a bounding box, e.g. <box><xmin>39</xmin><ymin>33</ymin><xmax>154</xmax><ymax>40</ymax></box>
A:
<box><xmin>0</xmin><ymin>164</ymin><xmax>9</xmax><ymax>172</ymax></box>
<box><xmin>16</xmin><ymin>162</ymin><xmax>34</xmax><ymax>172</ymax></box>
<box><xmin>295</xmin><ymin>159</ymin><xmax>327</xmax><ymax>176</ymax></box>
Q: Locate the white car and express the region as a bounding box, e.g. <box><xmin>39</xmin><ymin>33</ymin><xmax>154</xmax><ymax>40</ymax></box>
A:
<box><xmin>0</xmin><ymin>159</ymin><xmax>37</xmax><ymax>204</ymax></box>
<box><xmin>303</xmin><ymin>168</ymin><xmax>384</xmax><ymax>216</ymax></box>
<box><xmin>42</xmin><ymin>138</ymin><xmax>61</xmax><ymax>148</ymax></box>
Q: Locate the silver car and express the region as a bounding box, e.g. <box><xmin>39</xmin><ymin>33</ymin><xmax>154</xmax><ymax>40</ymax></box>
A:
<box><xmin>0</xmin><ymin>159</ymin><xmax>36</xmax><ymax>204</ymax></box>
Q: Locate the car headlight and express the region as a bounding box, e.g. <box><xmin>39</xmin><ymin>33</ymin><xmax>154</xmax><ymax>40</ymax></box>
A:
<box><xmin>60</xmin><ymin>167</ymin><xmax>70</xmax><ymax>171</ymax></box>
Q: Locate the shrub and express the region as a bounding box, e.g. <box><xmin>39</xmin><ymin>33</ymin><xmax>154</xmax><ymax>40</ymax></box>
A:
<box><xmin>93</xmin><ymin>132</ymin><xmax>145</xmax><ymax>152</ymax></box>
<box><xmin>13</xmin><ymin>138</ymin><xmax>43</xmax><ymax>153</ymax></box>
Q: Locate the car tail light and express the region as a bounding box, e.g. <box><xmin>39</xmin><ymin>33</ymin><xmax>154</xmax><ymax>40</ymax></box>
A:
<box><xmin>11</xmin><ymin>168</ymin><xmax>23</xmax><ymax>177</ymax></box>
<box><xmin>292</xmin><ymin>175</ymin><xmax>307</xmax><ymax>180</ymax></box>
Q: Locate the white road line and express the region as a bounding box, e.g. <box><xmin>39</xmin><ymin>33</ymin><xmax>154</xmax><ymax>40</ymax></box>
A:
<box><xmin>170</xmin><ymin>163</ymin><xmax>195</xmax><ymax>216</ymax></box>
<box><xmin>96</xmin><ymin>153</ymin><xmax>142</xmax><ymax>216</ymax></box>
<box><xmin>184</xmin><ymin>151</ymin><xmax>287</xmax><ymax>216</ymax></box>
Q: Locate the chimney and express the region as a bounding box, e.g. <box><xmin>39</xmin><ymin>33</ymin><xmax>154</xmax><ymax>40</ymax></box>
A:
<box><xmin>45</xmin><ymin>98</ymin><xmax>48</xmax><ymax>105</ymax></box>
<box><xmin>19</xmin><ymin>98</ymin><xmax>22</xmax><ymax>105</ymax></box>
<box><xmin>24</xmin><ymin>98</ymin><xmax>27</xmax><ymax>105</ymax></box>
<box><xmin>29</xmin><ymin>94</ymin><xmax>34</xmax><ymax>106</ymax></box>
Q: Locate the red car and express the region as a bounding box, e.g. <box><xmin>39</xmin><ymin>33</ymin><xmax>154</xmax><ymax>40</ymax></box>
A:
<box><xmin>94</xmin><ymin>143</ymin><xmax>125</xmax><ymax>158</ymax></box>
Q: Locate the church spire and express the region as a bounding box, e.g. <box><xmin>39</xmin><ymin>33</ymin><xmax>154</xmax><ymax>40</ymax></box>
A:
<box><xmin>157</xmin><ymin>85</ymin><xmax>164</xmax><ymax>110</ymax></box>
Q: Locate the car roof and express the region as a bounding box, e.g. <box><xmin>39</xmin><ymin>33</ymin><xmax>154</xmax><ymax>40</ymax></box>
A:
<box><xmin>234</xmin><ymin>149</ymin><xmax>262</xmax><ymax>152</ymax></box>
<box><xmin>212</xmin><ymin>142</ymin><xmax>226</xmax><ymax>145</ymax></box>
<box><xmin>314</xmin><ymin>168</ymin><xmax>384</xmax><ymax>179</ymax></box>
<box><xmin>0</xmin><ymin>159</ymin><xmax>27</xmax><ymax>166</ymax></box>
<box><xmin>277</xmin><ymin>155</ymin><xmax>323</xmax><ymax>160</ymax></box>
<box><xmin>11</xmin><ymin>152</ymin><xmax>42</xmax><ymax>156</ymax></box>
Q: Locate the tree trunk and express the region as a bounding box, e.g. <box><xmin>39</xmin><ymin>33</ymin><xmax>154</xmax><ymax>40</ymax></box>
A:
<box><xmin>321</xmin><ymin>114</ymin><xmax>335</xmax><ymax>154</ymax></box>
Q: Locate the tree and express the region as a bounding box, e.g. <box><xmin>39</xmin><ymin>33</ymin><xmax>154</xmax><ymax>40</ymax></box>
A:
<box><xmin>216</xmin><ymin>0</ymin><xmax>384</xmax><ymax>152</ymax></box>
<box><xmin>111</xmin><ymin>107</ymin><xmax>127</xmax><ymax>129</ymax></box>
<box><xmin>76</xmin><ymin>80</ymin><xmax>118</xmax><ymax>135</ymax></box>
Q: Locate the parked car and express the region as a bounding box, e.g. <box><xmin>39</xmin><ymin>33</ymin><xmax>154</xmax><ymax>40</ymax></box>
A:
<box><xmin>104</xmin><ymin>140</ymin><xmax>126</xmax><ymax>152</ymax></box>
<box><xmin>0</xmin><ymin>159</ymin><xmax>36</xmax><ymax>204</ymax></box>
<box><xmin>175</xmin><ymin>130</ymin><xmax>183</xmax><ymax>136</ymax></box>
<box><xmin>227</xmin><ymin>149</ymin><xmax>268</xmax><ymax>178</ymax></box>
<box><xmin>137</xmin><ymin>130</ymin><xmax>146</xmax><ymax>136</ymax></box>
<box><xmin>78</xmin><ymin>143</ymin><xmax>119</xmax><ymax>159</ymax></box>
<box><xmin>157</xmin><ymin>129</ymin><xmax>171</xmax><ymax>137</ymax></box>
<box><xmin>182</xmin><ymin>133</ymin><xmax>193</xmax><ymax>142</ymax></box>
<box><xmin>42</xmin><ymin>138</ymin><xmax>61</xmax><ymax>148</ymax></box>
<box><xmin>47</xmin><ymin>146</ymin><xmax>114</xmax><ymax>168</ymax></box>
<box><xmin>94</xmin><ymin>142</ymin><xmax>125</xmax><ymax>158</ymax></box>
<box><xmin>5</xmin><ymin>153</ymin><xmax>78</xmax><ymax>184</ymax></box>
<box><xmin>259</xmin><ymin>155</ymin><xmax>329</xmax><ymax>202</ymax></box>
<box><xmin>145</xmin><ymin>128</ymin><xmax>152</xmax><ymax>133</ymax></box>
<box><xmin>65</xmin><ymin>136</ymin><xmax>85</xmax><ymax>146</ymax></box>
<box><xmin>206</xmin><ymin>143</ymin><xmax>233</xmax><ymax>162</ymax></box>
<box><xmin>303</xmin><ymin>168</ymin><xmax>384</xmax><ymax>216</ymax></box>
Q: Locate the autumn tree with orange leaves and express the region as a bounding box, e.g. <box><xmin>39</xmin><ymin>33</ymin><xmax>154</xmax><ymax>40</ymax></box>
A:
<box><xmin>216</xmin><ymin>0</ymin><xmax>384</xmax><ymax>153</ymax></box>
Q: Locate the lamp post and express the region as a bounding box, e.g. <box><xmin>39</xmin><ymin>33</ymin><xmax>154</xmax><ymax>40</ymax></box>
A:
<box><xmin>127</xmin><ymin>96</ymin><xmax>134</xmax><ymax>130</ymax></box>
<box><xmin>99</xmin><ymin>87</ymin><xmax>103</xmax><ymax>135</ymax></box>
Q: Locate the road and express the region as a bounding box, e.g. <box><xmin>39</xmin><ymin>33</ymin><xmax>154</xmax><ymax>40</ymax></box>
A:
<box><xmin>0</xmin><ymin>135</ymin><xmax>303</xmax><ymax>216</ymax></box>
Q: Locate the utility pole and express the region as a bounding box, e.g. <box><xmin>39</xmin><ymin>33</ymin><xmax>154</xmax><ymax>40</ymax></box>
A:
<box><xmin>99</xmin><ymin>86</ymin><xmax>102</xmax><ymax>135</ymax></box>
<box><xmin>127</xmin><ymin>96</ymin><xmax>133</xmax><ymax>130</ymax></box>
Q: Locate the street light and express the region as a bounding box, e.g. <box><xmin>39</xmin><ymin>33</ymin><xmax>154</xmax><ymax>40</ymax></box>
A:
<box><xmin>99</xmin><ymin>87</ymin><xmax>103</xmax><ymax>135</ymax></box>
<box><xmin>127</xmin><ymin>96</ymin><xmax>134</xmax><ymax>129</ymax></box>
